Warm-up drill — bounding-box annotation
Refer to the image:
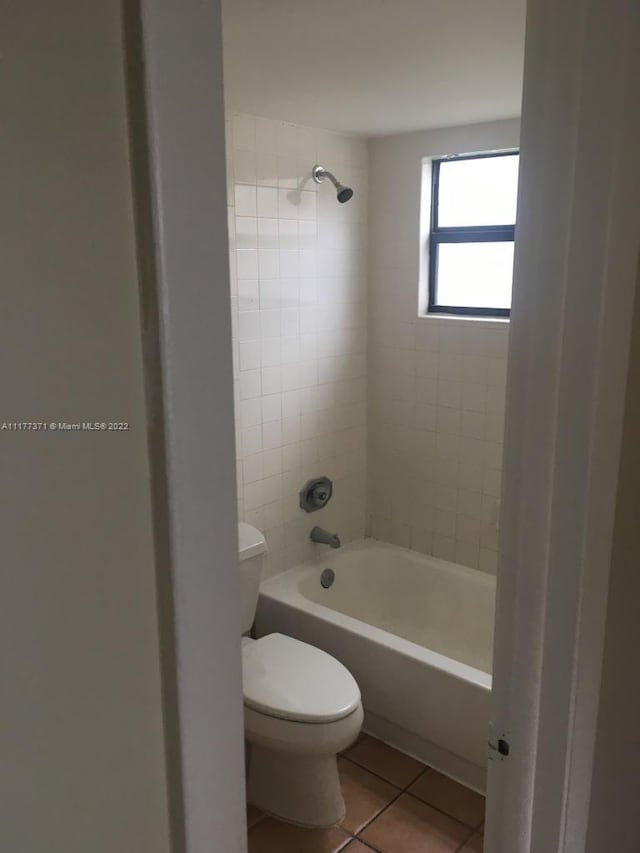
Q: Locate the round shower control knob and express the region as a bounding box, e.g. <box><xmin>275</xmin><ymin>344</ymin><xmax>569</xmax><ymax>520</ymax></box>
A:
<box><xmin>299</xmin><ymin>476</ymin><xmax>333</xmax><ymax>512</ymax></box>
<box><xmin>311</xmin><ymin>485</ymin><xmax>328</xmax><ymax>504</ymax></box>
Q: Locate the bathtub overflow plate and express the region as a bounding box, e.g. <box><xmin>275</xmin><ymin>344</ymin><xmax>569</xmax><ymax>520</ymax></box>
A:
<box><xmin>320</xmin><ymin>568</ymin><xmax>335</xmax><ymax>589</ymax></box>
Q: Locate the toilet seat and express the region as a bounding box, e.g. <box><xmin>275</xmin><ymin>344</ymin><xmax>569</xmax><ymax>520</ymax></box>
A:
<box><xmin>242</xmin><ymin>633</ymin><xmax>361</xmax><ymax>724</ymax></box>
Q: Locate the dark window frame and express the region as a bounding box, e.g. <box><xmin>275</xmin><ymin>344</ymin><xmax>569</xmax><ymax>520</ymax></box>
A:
<box><xmin>428</xmin><ymin>150</ymin><xmax>518</xmax><ymax>318</ymax></box>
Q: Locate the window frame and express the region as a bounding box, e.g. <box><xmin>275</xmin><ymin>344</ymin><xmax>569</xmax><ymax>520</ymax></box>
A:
<box><xmin>428</xmin><ymin>150</ymin><xmax>518</xmax><ymax>318</ymax></box>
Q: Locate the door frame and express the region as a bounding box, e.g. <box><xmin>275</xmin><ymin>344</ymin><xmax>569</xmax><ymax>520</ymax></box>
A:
<box><xmin>486</xmin><ymin>0</ymin><xmax>640</xmax><ymax>850</ymax></box>
<box><xmin>124</xmin><ymin>1</ymin><xmax>247</xmax><ymax>852</ymax></box>
<box><xmin>127</xmin><ymin>0</ymin><xmax>640</xmax><ymax>850</ymax></box>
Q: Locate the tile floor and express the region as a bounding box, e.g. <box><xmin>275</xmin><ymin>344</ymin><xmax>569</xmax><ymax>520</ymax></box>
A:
<box><xmin>247</xmin><ymin>734</ymin><xmax>485</xmax><ymax>852</ymax></box>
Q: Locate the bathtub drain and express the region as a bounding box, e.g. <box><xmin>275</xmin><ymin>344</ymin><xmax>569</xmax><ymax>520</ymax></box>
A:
<box><xmin>320</xmin><ymin>568</ymin><xmax>335</xmax><ymax>589</ymax></box>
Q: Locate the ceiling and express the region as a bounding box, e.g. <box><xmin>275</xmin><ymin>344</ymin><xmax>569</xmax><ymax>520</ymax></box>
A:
<box><xmin>221</xmin><ymin>0</ymin><xmax>526</xmax><ymax>137</ymax></box>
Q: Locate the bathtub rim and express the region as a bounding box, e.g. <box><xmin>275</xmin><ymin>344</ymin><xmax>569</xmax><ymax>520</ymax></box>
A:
<box><xmin>259</xmin><ymin>537</ymin><xmax>493</xmax><ymax>692</ymax></box>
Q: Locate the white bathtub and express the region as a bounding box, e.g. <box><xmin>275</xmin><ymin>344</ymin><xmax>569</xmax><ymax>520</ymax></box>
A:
<box><xmin>255</xmin><ymin>538</ymin><xmax>495</xmax><ymax>792</ymax></box>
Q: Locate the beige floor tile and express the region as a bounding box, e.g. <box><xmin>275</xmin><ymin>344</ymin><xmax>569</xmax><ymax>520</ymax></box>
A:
<box><xmin>338</xmin><ymin>757</ymin><xmax>400</xmax><ymax>834</ymax></box>
<box><xmin>460</xmin><ymin>833</ymin><xmax>484</xmax><ymax>852</ymax></box>
<box><xmin>359</xmin><ymin>793</ymin><xmax>471</xmax><ymax>853</ymax></box>
<box><xmin>248</xmin><ymin>816</ymin><xmax>351</xmax><ymax>853</ymax></box>
<box><xmin>345</xmin><ymin>735</ymin><xmax>424</xmax><ymax>788</ymax></box>
<box><xmin>408</xmin><ymin>769</ymin><xmax>485</xmax><ymax>828</ymax></box>
<box><xmin>343</xmin><ymin>842</ymin><xmax>379</xmax><ymax>852</ymax></box>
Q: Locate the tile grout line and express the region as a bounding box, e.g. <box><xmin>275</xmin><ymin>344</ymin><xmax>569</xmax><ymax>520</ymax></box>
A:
<box><xmin>248</xmin><ymin>741</ymin><xmax>484</xmax><ymax>850</ymax></box>
<box><xmin>352</xmin><ymin>785</ymin><xmax>405</xmax><ymax>840</ymax></box>
<box><xmin>453</xmin><ymin>825</ymin><xmax>479</xmax><ymax>853</ymax></box>
<box><xmin>348</xmin><ymin>838</ymin><xmax>383</xmax><ymax>853</ymax></box>
<box><xmin>352</xmin><ymin>784</ymin><xmax>476</xmax><ymax>853</ymax></box>
<box><xmin>340</xmin><ymin>752</ymin><xmax>425</xmax><ymax>791</ymax></box>
<box><xmin>353</xmin><ymin>787</ymin><xmax>477</xmax><ymax>853</ymax></box>
<box><xmin>346</xmin><ymin>749</ymin><xmax>433</xmax><ymax>845</ymax></box>
<box><xmin>246</xmin><ymin>771</ymin><xmax>397</xmax><ymax>851</ymax></box>
<box><xmin>342</xmin><ymin>756</ymin><xmax>482</xmax><ymax>836</ymax></box>
<box><xmin>339</xmin><ymin>752</ymin><xmax>421</xmax><ymax>841</ymax></box>
<box><xmin>402</xmin><ymin>789</ymin><xmax>482</xmax><ymax>833</ymax></box>
<box><xmin>338</xmin><ymin>829</ymin><xmax>382</xmax><ymax>853</ymax></box>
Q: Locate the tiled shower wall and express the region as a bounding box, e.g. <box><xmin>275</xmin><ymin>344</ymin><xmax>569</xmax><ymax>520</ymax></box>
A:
<box><xmin>367</xmin><ymin>119</ymin><xmax>520</xmax><ymax>573</ymax></box>
<box><xmin>226</xmin><ymin>113</ymin><xmax>368</xmax><ymax>578</ymax></box>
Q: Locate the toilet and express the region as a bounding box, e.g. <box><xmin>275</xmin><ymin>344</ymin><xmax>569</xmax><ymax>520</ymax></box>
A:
<box><xmin>239</xmin><ymin>522</ymin><xmax>363</xmax><ymax>828</ymax></box>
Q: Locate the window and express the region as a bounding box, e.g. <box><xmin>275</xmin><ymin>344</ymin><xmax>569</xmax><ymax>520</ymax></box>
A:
<box><xmin>428</xmin><ymin>151</ymin><xmax>519</xmax><ymax>317</ymax></box>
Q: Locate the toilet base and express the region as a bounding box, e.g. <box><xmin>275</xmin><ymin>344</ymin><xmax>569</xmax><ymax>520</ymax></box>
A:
<box><xmin>247</xmin><ymin>743</ymin><xmax>345</xmax><ymax>828</ymax></box>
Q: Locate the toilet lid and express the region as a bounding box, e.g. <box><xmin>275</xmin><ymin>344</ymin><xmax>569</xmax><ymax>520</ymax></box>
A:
<box><xmin>242</xmin><ymin>633</ymin><xmax>361</xmax><ymax>723</ymax></box>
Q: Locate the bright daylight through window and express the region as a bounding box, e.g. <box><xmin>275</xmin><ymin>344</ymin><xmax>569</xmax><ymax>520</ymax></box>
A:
<box><xmin>428</xmin><ymin>151</ymin><xmax>519</xmax><ymax>317</ymax></box>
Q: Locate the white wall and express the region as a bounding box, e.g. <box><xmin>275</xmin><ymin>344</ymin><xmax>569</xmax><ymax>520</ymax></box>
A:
<box><xmin>226</xmin><ymin>114</ymin><xmax>368</xmax><ymax>577</ymax></box>
<box><xmin>0</xmin><ymin>3</ymin><xmax>169</xmax><ymax>852</ymax></box>
<box><xmin>367</xmin><ymin>119</ymin><xmax>520</xmax><ymax>571</ymax></box>
<box><xmin>586</xmin><ymin>261</ymin><xmax>640</xmax><ymax>853</ymax></box>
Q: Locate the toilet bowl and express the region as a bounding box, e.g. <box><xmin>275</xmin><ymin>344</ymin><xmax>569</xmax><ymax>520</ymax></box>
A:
<box><xmin>237</xmin><ymin>523</ymin><xmax>363</xmax><ymax>827</ymax></box>
<box><xmin>242</xmin><ymin>633</ymin><xmax>363</xmax><ymax>827</ymax></box>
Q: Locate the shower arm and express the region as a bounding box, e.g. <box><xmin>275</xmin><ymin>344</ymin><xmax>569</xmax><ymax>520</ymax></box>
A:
<box><xmin>312</xmin><ymin>163</ymin><xmax>354</xmax><ymax>203</ymax></box>
<box><xmin>312</xmin><ymin>165</ymin><xmax>338</xmax><ymax>187</ymax></box>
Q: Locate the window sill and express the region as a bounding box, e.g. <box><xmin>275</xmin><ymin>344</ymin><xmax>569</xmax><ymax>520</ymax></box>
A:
<box><xmin>419</xmin><ymin>312</ymin><xmax>510</xmax><ymax>329</ymax></box>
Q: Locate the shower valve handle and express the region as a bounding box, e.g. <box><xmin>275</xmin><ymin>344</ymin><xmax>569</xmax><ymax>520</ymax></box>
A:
<box><xmin>299</xmin><ymin>476</ymin><xmax>333</xmax><ymax>512</ymax></box>
<box><xmin>311</xmin><ymin>485</ymin><xmax>328</xmax><ymax>504</ymax></box>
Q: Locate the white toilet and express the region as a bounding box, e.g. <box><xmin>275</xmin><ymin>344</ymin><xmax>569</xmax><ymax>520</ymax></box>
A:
<box><xmin>239</xmin><ymin>522</ymin><xmax>363</xmax><ymax>828</ymax></box>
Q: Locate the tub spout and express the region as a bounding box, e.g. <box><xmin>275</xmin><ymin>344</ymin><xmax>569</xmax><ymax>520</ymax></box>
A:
<box><xmin>310</xmin><ymin>526</ymin><xmax>341</xmax><ymax>549</ymax></box>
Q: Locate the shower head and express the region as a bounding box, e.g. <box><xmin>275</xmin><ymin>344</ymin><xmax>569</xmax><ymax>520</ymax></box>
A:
<box><xmin>336</xmin><ymin>185</ymin><xmax>354</xmax><ymax>204</ymax></box>
<box><xmin>312</xmin><ymin>164</ymin><xmax>354</xmax><ymax>203</ymax></box>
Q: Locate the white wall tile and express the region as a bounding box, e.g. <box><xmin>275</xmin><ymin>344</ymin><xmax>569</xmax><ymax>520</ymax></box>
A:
<box><xmin>234</xmin><ymin>184</ymin><xmax>257</xmax><ymax>217</ymax></box>
<box><xmin>230</xmin><ymin>113</ymin><xmax>511</xmax><ymax>579</ymax></box>
<box><xmin>239</xmin><ymin>340</ymin><xmax>261</xmax><ymax>371</ymax></box>
<box><xmin>458</xmin><ymin>489</ymin><xmax>483</xmax><ymax>520</ymax></box>
<box><xmin>236</xmin><ymin>249</ymin><xmax>259</xmax><ymax>280</ymax></box>
<box><xmin>278</xmin><ymin>188</ymin><xmax>299</xmax><ymax>219</ymax></box>
<box><xmin>241</xmin><ymin>425</ymin><xmax>263</xmax><ymax>456</ymax></box>
<box><xmin>244</xmin><ymin>480</ymin><xmax>265</xmax><ymax>511</ymax></box>
<box><xmin>234</xmin><ymin>150</ymin><xmax>257</xmax><ymax>185</ymax></box>
<box><xmin>261</xmin><ymin>338</ymin><xmax>282</xmax><ymax>368</ymax></box>
<box><xmin>279</xmin><ymin>250</ymin><xmax>299</xmax><ymax>279</ymax></box>
<box><xmin>277</xmin><ymin>156</ymin><xmax>298</xmax><ymax>189</ymax></box>
<box><xmin>241</xmin><ymin>398</ymin><xmax>261</xmax><ymax>428</ymax></box>
<box><xmin>256</xmin><ymin>151</ymin><xmax>278</xmax><ymax>187</ymax></box>
<box><xmin>278</xmin><ymin>219</ymin><xmax>298</xmax><ymax>250</ymax></box>
<box><xmin>237</xmin><ymin>311</ymin><xmax>260</xmax><ymax>342</ymax></box>
<box><xmin>367</xmin><ymin>122</ymin><xmax>514</xmax><ymax>571</ymax></box>
<box><xmin>298</xmin><ymin>192</ymin><xmax>317</xmax><ymax>220</ymax></box>
<box><xmin>261</xmin><ymin>394</ymin><xmax>282</xmax><ymax>423</ymax></box>
<box><xmin>262</xmin><ymin>420</ymin><xmax>283</xmax><ymax>451</ymax></box>
<box><xmin>257</xmin><ymin>218</ymin><xmax>279</xmax><ymax>249</ymax></box>
<box><xmin>258</xmin><ymin>250</ymin><xmax>279</xmax><ymax>279</ymax></box>
<box><xmin>237</xmin><ymin>279</ymin><xmax>259</xmax><ymax>311</ymax></box>
<box><xmin>235</xmin><ymin>217</ymin><xmax>258</xmax><ymax>249</ymax></box>
<box><xmin>432</xmin><ymin>533</ymin><xmax>456</xmax><ymax>561</ymax></box>
<box><xmin>277</xmin><ymin>122</ymin><xmax>298</xmax><ymax>158</ymax></box>
<box><xmin>261</xmin><ymin>366</ymin><xmax>282</xmax><ymax>395</ymax></box>
<box><xmin>239</xmin><ymin>369</ymin><xmax>261</xmax><ymax>401</ymax></box>
<box><xmin>260</xmin><ymin>310</ymin><xmax>281</xmax><ymax>339</ymax></box>
<box><xmin>479</xmin><ymin>547</ymin><xmax>499</xmax><ymax>574</ymax></box>
<box><xmin>228</xmin><ymin>113</ymin><xmax>368</xmax><ymax>578</ymax></box>
<box><xmin>455</xmin><ymin>539</ymin><xmax>480</xmax><ymax>570</ymax></box>
<box><xmin>243</xmin><ymin>453</ymin><xmax>263</xmax><ymax>484</ymax></box>
<box><xmin>257</xmin><ymin>187</ymin><xmax>279</xmax><ymax>219</ymax></box>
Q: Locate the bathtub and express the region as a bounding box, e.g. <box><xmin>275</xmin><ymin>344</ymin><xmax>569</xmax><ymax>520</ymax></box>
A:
<box><xmin>255</xmin><ymin>538</ymin><xmax>495</xmax><ymax>792</ymax></box>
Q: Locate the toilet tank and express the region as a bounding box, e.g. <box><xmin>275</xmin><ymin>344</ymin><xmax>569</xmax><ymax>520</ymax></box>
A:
<box><xmin>238</xmin><ymin>523</ymin><xmax>267</xmax><ymax>633</ymax></box>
